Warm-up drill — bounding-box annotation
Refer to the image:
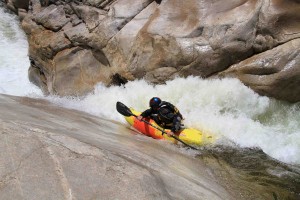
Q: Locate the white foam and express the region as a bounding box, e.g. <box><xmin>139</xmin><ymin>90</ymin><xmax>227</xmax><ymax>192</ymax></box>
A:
<box><xmin>0</xmin><ymin>6</ymin><xmax>42</xmax><ymax>96</ymax></box>
<box><xmin>46</xmin><ymin>77</ymin><xmax>300</xmax><ymax>165</ymax></box>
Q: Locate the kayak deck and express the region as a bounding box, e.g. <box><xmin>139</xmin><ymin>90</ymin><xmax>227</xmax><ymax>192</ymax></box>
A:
<box><xmin>124</xmin><ymin>108</ymin><xmax>214</xmax><ymax>146</ymax></box>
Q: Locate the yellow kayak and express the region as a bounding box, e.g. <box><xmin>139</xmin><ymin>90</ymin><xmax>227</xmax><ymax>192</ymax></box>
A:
<box><xmin>124</xmin><ymin>108</ymin><xmax>214</xmax><ymax>146</ymax></box>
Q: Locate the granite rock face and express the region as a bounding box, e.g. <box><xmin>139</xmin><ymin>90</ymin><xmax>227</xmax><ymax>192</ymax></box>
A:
<box><xmin>6</xmin><ymin>0</ymin><xmax>300</xmax><ymax>102</ymax></box>
<box><xmin>219</xmin><ymin>39</ymin><xmax>300</xmax><ymax>103</ymax></box>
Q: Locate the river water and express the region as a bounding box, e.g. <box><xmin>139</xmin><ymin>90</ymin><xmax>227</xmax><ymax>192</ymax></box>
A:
<box><xmin>0</xmin><ymin>3</ymin><xmax>299</xmax><ymax>199</ymax></box>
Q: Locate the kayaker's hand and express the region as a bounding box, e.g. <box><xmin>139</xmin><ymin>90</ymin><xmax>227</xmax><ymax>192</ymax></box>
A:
<box><xmin>137</xmin><ymin>115</ymin><xmax>143</xmax><ymax>121</ymax></box>
<box><xmin>167</xmin><ymin>131</ymin><xmax>174</xmax><ymax>137</ymax></box>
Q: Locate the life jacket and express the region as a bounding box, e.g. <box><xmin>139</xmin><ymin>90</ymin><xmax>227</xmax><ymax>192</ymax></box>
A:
<box><xmin>155</xmin><ymin>101</ymin><xmax>183</xmax><ymax>127</ymax></box>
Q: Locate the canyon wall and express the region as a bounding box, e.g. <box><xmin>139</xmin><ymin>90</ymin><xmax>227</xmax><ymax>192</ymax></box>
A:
<box><xmin>5</xmin><ymin>0</ymin><xmax>300</xmax><ymax>102</ymax></box>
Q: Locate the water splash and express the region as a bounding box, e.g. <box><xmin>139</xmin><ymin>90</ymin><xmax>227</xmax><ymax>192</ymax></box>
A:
<box><xmin>0</xmin><ymin>5</ymin><xmax>42</xmax><ymax>96</ymax></box>
<box><xmin>47</xmin><ymin>77</ymin><xmax>300</xmax><ymax>165</ymax></box>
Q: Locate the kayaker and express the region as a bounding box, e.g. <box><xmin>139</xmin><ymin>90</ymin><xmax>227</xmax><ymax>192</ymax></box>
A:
<box><xmin>137</xmin><ymin>97</ymin><xmax>183</xmax><ymax>137</ymax></box>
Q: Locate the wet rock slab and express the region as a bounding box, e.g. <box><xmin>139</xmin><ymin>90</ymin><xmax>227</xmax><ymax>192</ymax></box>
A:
<box><xmin>1</xmin><ymin>94</ymin><xmax>299</xmax><ymax>199</ymax></box>
<box><xmin>0</xmin><ymin>94</ymin><xmax>231</xmax><ymax>200</ymax></box>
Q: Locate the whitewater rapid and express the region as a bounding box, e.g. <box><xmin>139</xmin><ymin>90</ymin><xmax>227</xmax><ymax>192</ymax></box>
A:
<box><xmin>1</xmin><ymin>5</ymin><xmax>299</xmax><ymax>166</ymax></box>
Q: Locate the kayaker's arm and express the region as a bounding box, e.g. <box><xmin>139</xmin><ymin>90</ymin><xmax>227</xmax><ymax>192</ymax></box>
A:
<box><xmin>138</xmin><ymin>109</ymin><xmax>152</xmax><ymax>120</ymax></box>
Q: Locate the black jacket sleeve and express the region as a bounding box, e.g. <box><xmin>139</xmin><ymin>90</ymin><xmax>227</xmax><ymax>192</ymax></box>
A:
<box><xmin>140</xmin><ymin>108</ymin><xmax>152</xmax><ymax>118</ymax></box>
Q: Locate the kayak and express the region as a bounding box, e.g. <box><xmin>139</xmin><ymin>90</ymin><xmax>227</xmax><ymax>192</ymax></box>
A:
<box><xmin>124</xmin><ymin>108</ymin><xmax>214</xmax><ymax>146</ymax></box>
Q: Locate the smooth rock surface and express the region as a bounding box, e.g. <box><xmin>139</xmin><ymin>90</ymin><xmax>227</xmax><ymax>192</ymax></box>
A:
<box><xmin>0</xmin><ymin>94</ymin><xmax>232</xmax><ymax>199</ymax></box>
<box><xmin>219</xmin><ymin>38</ymin><xmax>300</xmax><ymax>103</ymax></box>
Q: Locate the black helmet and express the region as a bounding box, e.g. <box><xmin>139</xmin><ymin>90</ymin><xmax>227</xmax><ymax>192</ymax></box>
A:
<box><xmin>149</xmin><ymin>97</ymin><xmax>161</xmax><ymax>108</ymax></box>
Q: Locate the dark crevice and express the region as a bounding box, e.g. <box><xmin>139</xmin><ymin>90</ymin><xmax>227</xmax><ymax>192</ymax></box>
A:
<box><xmin>110</xmin><ymin>73</ymin><xmax>128</xmax><ymax>86</ymax></box>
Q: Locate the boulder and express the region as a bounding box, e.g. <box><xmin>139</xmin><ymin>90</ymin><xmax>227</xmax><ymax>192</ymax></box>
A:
<box><xmin>30</xmin><ymin>29</ymin><xmax>72</xmax><ymax>59</ymax></box>
<box><xmin>64</xmin><ymin>23</ymin><xmax>90</xmax><ymax>46</ymax></box>
<box><xmin>34</xmin><ymin>4</ymin><xmax>70</xmax><ymax>32</ymax></box>
<box><xmin>219</xmin><ymin>39</ymin><xmax>300</xmax><ymax>102</ymax></box>
<box><xmin>69</xmin><ymin>14</ymin><xmax>82</xmax><ymax>26</ymax></box>
<box><xmin>52</xmin><ymin>47</ymin><xmax>111</xmax><ymax>96</ymax></box>
<box><xmin>73</xmin><ymin>5</ymin><xmax>106</xmax><ymax>31</ymax></box>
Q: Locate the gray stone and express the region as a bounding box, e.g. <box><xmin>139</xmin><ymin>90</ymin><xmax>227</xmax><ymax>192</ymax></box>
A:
<box><xmin>73</xmin><ymin>5</ymin><xmax>106</xmax><ymax>31</ymax></box>
<box><xmin>52</xmin><ymin>47</ymin><xmax>111</xmax><ymax>96</ymax></box>
<box><xmin>34</xmin><ymin>4</ymin><xmax>70</xmax><ymax>31</ymax></box>
<box><xmin>219</xmin><ymin>38</ymin><xmax>300</xmax><ymax>102</ymax></box>
<box><xmin>64</xmin><ymin>23</ymin><xmax>90</xmax><ymax>45</ymax></box>
<box><xmin>70</xmin><ymin>14</ymin><xmax>82</xmax><ymax>26</ymax></box>
<box><xmin>145</xmin><ymin>67</ymin><xmax>178</xmax><ymax>84</ymax></box>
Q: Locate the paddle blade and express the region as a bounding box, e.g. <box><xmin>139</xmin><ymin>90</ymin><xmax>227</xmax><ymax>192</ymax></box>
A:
<box><xmin>116</xmin><ymin>102</ymin><xmax>135</xmax><ymax>117</ymax></box>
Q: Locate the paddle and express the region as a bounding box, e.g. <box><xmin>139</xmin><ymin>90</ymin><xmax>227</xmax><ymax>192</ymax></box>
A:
<box><xmin>116</xmin><ymin>101</ymin><xmax>198</xmax><ymax>150</ymax></box>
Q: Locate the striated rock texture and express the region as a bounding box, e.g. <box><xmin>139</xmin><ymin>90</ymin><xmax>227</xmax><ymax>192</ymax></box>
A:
<box><xmin>5</xmin><ymin>0</ymin><xmax>300</xmax><ymax>102</ymax></box>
